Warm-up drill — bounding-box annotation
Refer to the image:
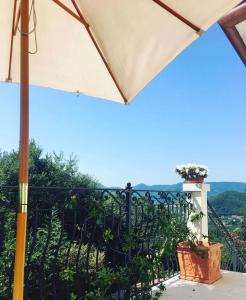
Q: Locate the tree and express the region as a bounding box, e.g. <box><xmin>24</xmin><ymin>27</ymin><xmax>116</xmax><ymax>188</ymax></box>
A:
<box><xmin>0</xmin><ymin>139</ymin><xmax>98</xmax><ymax>188</ymax></box>
<box><xmin>0</xmin><ymin>141</ymin><xmax>99</xmax><ymax>299</ymax></box>
<box><xmin>0</xmin><ymin>142</ymin><xmax>188</xmax><ymax>299</ymax></box>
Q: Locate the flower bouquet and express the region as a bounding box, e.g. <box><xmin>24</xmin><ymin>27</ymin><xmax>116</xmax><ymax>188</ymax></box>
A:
<box><xmin>175</xmin><ymin>163</ymin><xmax>208</xmax><ymax>183</ymax></box>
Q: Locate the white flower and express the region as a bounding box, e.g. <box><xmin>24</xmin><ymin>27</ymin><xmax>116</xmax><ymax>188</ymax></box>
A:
<box><xmin>174</xmin><ymin>163</ymin><xmax>208</xmax><ymax>178</ymax></box>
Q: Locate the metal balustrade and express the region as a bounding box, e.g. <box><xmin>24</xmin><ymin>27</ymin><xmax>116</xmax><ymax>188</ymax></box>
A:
<box><xmin>208</xmin><ymin>201</ymin><xmax>246</xmax><ymax>273</ymax></box>
<box><xmin>0</xmin><ymin>185</ymin><xmax>245</xmax><ymax>299</ymax></box>
<box><xmin>0</xmin><ymin>185</ymin><xmax>191</xmax><ymax>299</ymax></box>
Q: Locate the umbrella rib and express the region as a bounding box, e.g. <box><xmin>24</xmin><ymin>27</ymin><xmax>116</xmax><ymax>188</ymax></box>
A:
<box><xmin>152</xmin><ymin>0</ymin><xmax>202</xmax><ymax>34</ymax></box>
<box><xmin>221</xmin><ymin>26</ymin><xmax>246</xmax><ymax>66</ymax></box>
<box><xmin>6</xmin><ymin>0</ymin><xmax>18</xmax><ymax>82</ymax></box>
<box><xmin>52</xmin><ymin>0</ymin><xmax>87</xmax><ymax>25</ymax></box>
<box><xmin>70</xmin><ymin>0</ymin><xmax>128</xmax><ymax>104</ymax></box>
<box><xmin>52</xmin><ymin>0</ymin><xmax>127</xmax><ymax>103</ymax></box>
<box><xmin>14</xmin><ymin>3</ymin><xmax>21</xmax><ymax>35</ymax></box>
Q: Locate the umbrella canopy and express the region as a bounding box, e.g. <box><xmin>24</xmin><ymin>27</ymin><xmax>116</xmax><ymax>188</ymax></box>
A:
<box><xmin>0</xmin><ymin>0</ymin><xmax>241</xmax><ymax>104</ymax></box>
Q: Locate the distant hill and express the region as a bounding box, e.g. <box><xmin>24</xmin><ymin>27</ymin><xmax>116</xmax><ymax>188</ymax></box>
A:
<box><xmin>133</xmin><ymin>183</ymin><xmax>182</xmax><ymax>191</ymax></box>
<box><xmin>208</xmin><ymin>182</ymin><xmax>246</xmax><ymax>196</ymax></box>
<box><xmin>133</xmin><ymin>182</ymin><xmax>246</xmax><ymax>197</ymax></box>
<box><xmin>209</xmin><ymin>191</ymin><xmax>246</xmax><ymax>216</ymax></box>
<box><xmin>133</xmin><ymin>182</ymin><xmax>246</xmax><ymax>216</ymax></box>
<box><xmin>101</xmin><ymin>182</ymin><xmax>246</xmax><ymax>216</ymax></box>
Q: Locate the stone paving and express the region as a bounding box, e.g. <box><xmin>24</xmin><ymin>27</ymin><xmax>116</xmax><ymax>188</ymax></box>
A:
<box><xmin>155</xmin><ymin>270</ymin><xmax>246</xmax><ymax>300</ymax></box>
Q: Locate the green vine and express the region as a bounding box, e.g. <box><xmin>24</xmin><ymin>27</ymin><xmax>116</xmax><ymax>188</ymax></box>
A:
<box><xmin>65</xmin><ymin>195</ymin><xmax>192</xmax><ymax>299</ymax></box>
<box><xmin>190</xmin><ymin>210</ymin><xmax>205</xmax><ymax>223</ymax></box>
<box><xmin>188</xmin><ymin>208</ymin><xmax>209</xmax><ymax>259</ymax></box>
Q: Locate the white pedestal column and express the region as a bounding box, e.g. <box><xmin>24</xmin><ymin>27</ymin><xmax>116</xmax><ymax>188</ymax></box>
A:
<box><xmin>183</xmin><ymin>183</ymin><xmax>210</xmax><ymax>243</ymax></box>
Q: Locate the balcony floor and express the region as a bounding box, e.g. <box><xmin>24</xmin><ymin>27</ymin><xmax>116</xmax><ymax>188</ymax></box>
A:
<box><xmin>157</xmin><ymin>271</ymin><xmax>246</xmax><ymax>300</ymax></box>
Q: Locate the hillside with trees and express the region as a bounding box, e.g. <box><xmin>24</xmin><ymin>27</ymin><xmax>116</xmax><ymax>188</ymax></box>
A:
<box><xmin>209</xmin><ymin>191</ymin><xmax>246</xmax><ymax>216</ymax></box>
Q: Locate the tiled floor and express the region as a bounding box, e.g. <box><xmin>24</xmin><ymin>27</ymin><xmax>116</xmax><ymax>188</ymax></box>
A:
<box><xmin>156</xmin><ymin>271</ymin><xmax>246</xmax><ymax>300</ymax></box>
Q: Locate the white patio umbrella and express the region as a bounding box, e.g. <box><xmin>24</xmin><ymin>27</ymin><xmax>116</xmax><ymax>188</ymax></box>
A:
<box><xmin>0</xmin><ymin>0</ymin><xmax>240</xmax><ymax>299</ymax></box>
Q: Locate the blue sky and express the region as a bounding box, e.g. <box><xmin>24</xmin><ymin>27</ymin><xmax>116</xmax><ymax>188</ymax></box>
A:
<box><xmin>0</xmin><ymin>24</ymin><xmax>245</xmax><ymax>187</ymax></box>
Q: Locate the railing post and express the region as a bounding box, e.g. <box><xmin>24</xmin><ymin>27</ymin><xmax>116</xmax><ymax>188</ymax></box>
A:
<box><xmin>232</xmin><ymin>250</ymin><xmax>237</xmax><ymax>271</ymax></box>
<box><xmin>125</xmin><ymin>182</ymin><xmax>132</xmax><ymax>260</ymax></box>
<box><xmin>125</xmin><ymin>182</ymin><xmax>132</xmax><ymax>298</ymax></box>
<box><xmin>183</xmin><ymin>183</ymin><xmax>210</xmax><ymax>243</ymax></box>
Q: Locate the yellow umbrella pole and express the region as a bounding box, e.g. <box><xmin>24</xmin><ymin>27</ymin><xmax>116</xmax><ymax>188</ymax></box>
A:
<box><xmin>13</xmin><ymin>0</ymin><xmax>29</xmax><ymax>299</ymax></box>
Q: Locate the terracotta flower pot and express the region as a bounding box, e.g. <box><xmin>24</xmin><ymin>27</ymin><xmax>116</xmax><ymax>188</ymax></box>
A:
<box><xmin>177</xmin><ymin>241</ymin><xmax>223</xmax><ymax>284</ymax></box>
<box><xmin>185</xmin><ymin>177</ymin><xmax>204</xmax><ymax>183</ymax></box>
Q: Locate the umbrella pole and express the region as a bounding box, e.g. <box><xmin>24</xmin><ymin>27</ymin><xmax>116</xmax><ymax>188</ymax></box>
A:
<box><xmin>13</xmin><ymin>0</ymin><xmax>29</xmax><ymax>299</ymax></box>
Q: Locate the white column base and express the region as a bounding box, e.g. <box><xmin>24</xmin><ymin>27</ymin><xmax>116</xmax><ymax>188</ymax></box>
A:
<box><xmin>183</xmin><ymin>183</ymin><xmax>210</xmax><ymax>243</ymax></box>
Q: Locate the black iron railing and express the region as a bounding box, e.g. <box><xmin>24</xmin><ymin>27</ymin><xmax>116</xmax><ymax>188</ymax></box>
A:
<box><xmin>1</xmin><ymin>185</ymin><xmax>245</xmax><ymax>300</ymax></box>
<box><xmin>0</xmin><ymin>185</ymin><xmax>191</xmax><ymax>300</ymax></box>
<box><xmin>208</xmin><ymin>201</ymin><xmax>246</xmax><ymax>273</ymax></box>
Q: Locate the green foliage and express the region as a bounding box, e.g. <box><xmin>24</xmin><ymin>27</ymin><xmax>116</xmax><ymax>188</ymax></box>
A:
<box><xmin>184</xmin><ymin>209</ymin><xmax>209</xmax><ymax>259</ymax></box>
<box><xmin>85</xmin><ymin>267</ymin><xmax>122</xmax><ymax>299</ymax></box>
<box><xmin>0</xmin><ymin>207</ymin><xmax>16</xmax><ymax>296</ymax></box>
<box><xmin>80</xmin><ymin>198</ymin><xmax>189</xmax><ymax>299</ymax></box>
<box><xmin>0</xmin><ymin>142</ymin><xmax>193</xmax><ymax>299</ymax></box>
<box><xmin>188</xmin><ymin>240</ymin><xmax>209</xmax><ymax>259</ymax></box>
<box><xmin>61</xmin><ymin>269</ymin><xmax>76</xmax><ymax>282</ymax></box>
<box><xmin>0</xmin><ymin>200</ymin><xmax>188</xmax><ymax>299</ymax></box>
<box><xmin>152</xmin><ymin>284</ymin><xmax>166</xmax><ymax>300</ymax></box>
<box><xmin>103</xmin><ymin>229</ymin><xmax>114</xmax><ymax>243</ymax></box>
<box><xmin>240</xmin><ymin>209</ymin><xmax>246</xmax><ymax>240</ymax></box>
<box><xmin>209</xmin><ymin>191</ymin><xmax>246</xmax><ymax>216</ymax></box>
<box><xmin>0</xmin><ymin>141</ymin><xmax>99</xmax><ymax>298</ymax></box>
<box><xmin>69</xmin><ymin>292</ymin><xmax>77</xmax><ymax>300</ymax></box>
<box><xmin>0</xmin><ymin>140</ymin><xmax>98</xmax><ymax>188</ymax></box>
<box><xmin>190</xmin><ymin>210</ymin><xmax>205</xmax><ymax>223</ymax></box>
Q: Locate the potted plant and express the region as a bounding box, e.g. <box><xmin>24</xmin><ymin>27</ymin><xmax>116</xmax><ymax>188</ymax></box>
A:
<box><xmin>176</xmin><ymin>211</ymin><xmax>223</xmax><ymax>284</ymax></box>
<box><xmin>175</xmin><ymin>163</ymin><xmax>208</xmax><ymax>183</ymax></box>
<box><xmin>174</xmin><ymin>164</ymin><xmax>223</xmax><ymax>284</ymax></box>
<box><xmin>177</xmin><ymin>239</ymin><xmax>223</xmax><ymax>284</ymax></box>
